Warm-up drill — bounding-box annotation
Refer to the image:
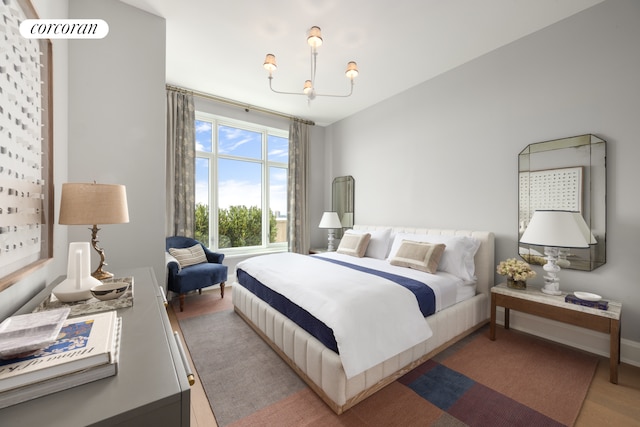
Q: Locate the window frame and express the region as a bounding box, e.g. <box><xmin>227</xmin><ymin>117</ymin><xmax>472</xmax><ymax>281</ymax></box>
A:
<box><xmin>195</xmin><ymin>111</ymin><xmax>289</xmax><ymax>256</ymax></box>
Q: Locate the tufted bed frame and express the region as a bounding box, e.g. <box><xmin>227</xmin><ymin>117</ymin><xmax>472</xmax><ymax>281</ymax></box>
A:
<box><xmin>232</xmin><ymin>225</ymin><xmax>495</xmax><ymax>414</ymax></box>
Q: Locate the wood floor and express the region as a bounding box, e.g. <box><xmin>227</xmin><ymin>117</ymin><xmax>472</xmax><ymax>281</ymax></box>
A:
<box><xmin>168</xmin><ymin>288</ymin><xmax>640</xmax><ymax>427</ymax></box>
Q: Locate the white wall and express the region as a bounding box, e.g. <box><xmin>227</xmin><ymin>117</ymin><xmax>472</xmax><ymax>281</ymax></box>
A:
<box><xmin>323</xmin><ymin>0</ymin><xmax>640</xmax><ymax>361</ymax></box>
<box><xmin>67</xmin><ymin>0</ymin><xmax>166</xmax><ymax>284</ymax></box>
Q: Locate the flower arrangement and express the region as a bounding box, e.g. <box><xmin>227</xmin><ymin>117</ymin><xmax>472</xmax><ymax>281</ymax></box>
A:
<box><xmin>496</xmin><ymin>258</ymin><xmax>536</xmax><ymax>281</ymax></box>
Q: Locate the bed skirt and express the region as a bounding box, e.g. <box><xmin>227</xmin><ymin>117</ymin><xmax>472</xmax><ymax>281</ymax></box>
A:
<box><xmin>232</xmin><ymin>283</ymin><xmax>489</xmax><ymax>414</ymax></box>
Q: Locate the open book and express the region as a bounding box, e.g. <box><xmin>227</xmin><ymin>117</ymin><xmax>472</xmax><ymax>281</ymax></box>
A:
<box><xmin>0</xmin><ymin>310</ymin><xmax>121</xmax><ymax>408</ymax></box>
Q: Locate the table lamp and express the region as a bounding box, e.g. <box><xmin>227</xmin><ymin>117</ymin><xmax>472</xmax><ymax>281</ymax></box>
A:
<box><xmin>319</xmin><ymin>211</ymin><xmax>342</xmax><ymax>251</ymax></box>
<box><xmin>519</xmin><ymin>210</ymin><xmax>593</xmax><ymax>295</ymax></box>
<box><xmin>59</xmin><ymin>182</ymin><xmax>129</xmax><ymax>280</ymax></box>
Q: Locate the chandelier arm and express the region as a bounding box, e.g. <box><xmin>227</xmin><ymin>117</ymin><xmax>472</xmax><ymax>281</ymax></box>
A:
<box><xmin>312</xmin><ymin>80</ymin><xmax>355</xmax><ymax>98</ymax></box>
<box><xmin>311</xmin><ymin>47</ymin><xmax>317</xmax><ymax>87</ymax></box>
<box><xmin>268</xmin><ymin>76</ymin><xmax>308</xmax><ymax>96</ymax></box>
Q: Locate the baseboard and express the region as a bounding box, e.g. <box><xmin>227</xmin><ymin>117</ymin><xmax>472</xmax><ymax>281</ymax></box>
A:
<box><xmin>494</xmin><ymin>307</ymin><xmax>640</xmax><ymax>367</ymax></box>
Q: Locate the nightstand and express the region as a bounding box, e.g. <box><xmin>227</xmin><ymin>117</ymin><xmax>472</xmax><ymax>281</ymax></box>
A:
<box><xmin>490</xmin><ymin>283</ymin><xmax>622</xmax><ymax>384</ymax></box>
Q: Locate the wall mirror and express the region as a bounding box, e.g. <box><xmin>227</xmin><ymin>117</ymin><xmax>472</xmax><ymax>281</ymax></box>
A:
<box><xmin>518</xmin><ymin>134</ymin><xmax>606</xmax><ymax>271</ymax></box>
<box><xmin>332</xmin><ymin>176</ymin><xmax>354</xmax><ymax>239</ymax></box>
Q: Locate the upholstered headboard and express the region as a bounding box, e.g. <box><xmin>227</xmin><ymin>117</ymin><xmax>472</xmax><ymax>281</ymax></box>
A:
<box><xmin>352</xmin><ymin>225</ymin><xmax>495</xmax><ymax>298</ymax></box>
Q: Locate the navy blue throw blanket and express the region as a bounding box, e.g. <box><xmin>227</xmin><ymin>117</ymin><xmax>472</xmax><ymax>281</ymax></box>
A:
<box><xmin>314</xmin><ymin>257</ymin><xmax>436</xmax><ymax>317</ymax></box>
<box><xmin>237</xmin><ymin>256</ymin><xmax>438</xmax><ymax>356</ymax></box>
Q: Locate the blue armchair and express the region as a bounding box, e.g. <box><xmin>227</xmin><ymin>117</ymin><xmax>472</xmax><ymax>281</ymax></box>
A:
<box><xmin>165</xmin><ymin>236</ymin><xmax>228</xmax><ymax>312</ymax></box>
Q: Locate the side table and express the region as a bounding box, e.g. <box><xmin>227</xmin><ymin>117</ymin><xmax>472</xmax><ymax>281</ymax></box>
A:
<box><xmin>490</xmin><ymin>283</ymin><xmax>622</xmax><ymax>384</ymax></box>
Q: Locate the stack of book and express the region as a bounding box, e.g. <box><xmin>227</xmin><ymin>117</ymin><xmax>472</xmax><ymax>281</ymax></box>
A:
<box><xmin>565</xmin><ymin>294</ymin><xmax>609</xmax><ymax>310</ymax></box>
<box><xmin>0</xmin><ymin>310</ymin><xmax>121</xmax><ymax>409</ymax></box>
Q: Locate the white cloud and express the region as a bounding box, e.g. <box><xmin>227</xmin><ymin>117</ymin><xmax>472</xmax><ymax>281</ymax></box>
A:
<box><xmin>268</xmin><ymin>148</ymin><xmax>288</xmax><ymax>160</ymax></box>
<box><xmin>218</xmin><ymin>126</ymin><xmax>258</xmax><ymax>154</ymax></box>
<box><xmin>196</xmin><ymin>121</ymin><xmax>212</xmax><ymax>133</ymax></box>
<box><xmin>195</xmin><ymin>180</ymin><xmax>209</xmax><ymax>206</ymax></box>
<box><xmin>218</xmin><ymin>179</ymin><xmax>261</xmax><ymax>209</ymax></box>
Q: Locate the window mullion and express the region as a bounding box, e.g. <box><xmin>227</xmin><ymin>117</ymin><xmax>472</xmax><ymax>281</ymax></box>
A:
<box><xmin>211</xmin><ymin>123</ymin><xmax>218</xmax><ymax>250</ymax></box>
<box><xmin>262</xmin><ymin>130</ymin><xmax>269</xmax><ymax>247</ymax></box>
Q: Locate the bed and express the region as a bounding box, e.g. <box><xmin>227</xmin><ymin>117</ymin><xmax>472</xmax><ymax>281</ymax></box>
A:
<box><xmin>232</xmin><ymin>225</ymin><xmax>495</xmax><ymax>414</ymax></box>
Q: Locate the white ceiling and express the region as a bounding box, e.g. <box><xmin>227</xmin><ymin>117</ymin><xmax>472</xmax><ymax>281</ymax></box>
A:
<box><xmin>121</xmin><ymin>0</ymin><xmax>603</xmax><ymax>126</ymax></box>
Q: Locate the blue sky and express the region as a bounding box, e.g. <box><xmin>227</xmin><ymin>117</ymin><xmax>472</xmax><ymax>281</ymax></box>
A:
<box><xmin>195</xmin><ymin>120</ymin><xmax>288</xmax><ymax>216</ymax></box>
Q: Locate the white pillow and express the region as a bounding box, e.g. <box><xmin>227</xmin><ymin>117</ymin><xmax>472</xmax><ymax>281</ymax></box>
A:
<box><xmin>348</xmin><ymin>228</ymin><xmax>392</xmax><ymax>259</ymax></box>
<box><xmin>168</xmin><ymin>244</ymin><xmax>207</xmax><ymax>268</ymax></box>
<box><xmin>337</xmin><ymin>231</ymin><xmax>371</xmax><ymax>257</ymax></box>
<box><xmin>387</xmin><ymin>233</ymin><xmax>480</xmax><ymax>281</ymax></box>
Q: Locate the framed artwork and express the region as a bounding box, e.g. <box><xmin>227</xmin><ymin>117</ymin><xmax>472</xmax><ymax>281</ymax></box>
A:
<box><xmin>518</xmin><ymin>166</ymin><xmax>583</xmax><ymax>226</ymax></box>
<box><xmin>0</xmin><ymin>0</ymin><xmax>53</xmax><ymax>291</ymax></box>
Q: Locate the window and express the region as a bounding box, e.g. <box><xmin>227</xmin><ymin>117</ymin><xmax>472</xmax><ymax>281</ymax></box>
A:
<box><xmin>195</xmin><ymin>113</ymin><xmax>288</xmax><ymax>254</ymax></box>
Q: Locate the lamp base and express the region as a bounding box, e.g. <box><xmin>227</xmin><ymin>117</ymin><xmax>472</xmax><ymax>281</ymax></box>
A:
<box><xmin>541</xmin><ymin>286</ymin><xmax>562</xmax><ymax>296</ymax></box>
<box><xmin>327</xmin><ymin>230</ymin><xmax>336</xmax><ymax>252</ymax></box>
<box><xmin>92</xmin><ymin>268</ymin><xmax>114</xmax><ymax>281</ymax></box>
<box><xmin>90</xmin><ymin>224</ymin><xmax>114</xmax><ymax>280</ymax></box>
<box><xmin>541</xmin><ymin>246</ymin><xmax>562</xmax><ymax>295</ymax></box>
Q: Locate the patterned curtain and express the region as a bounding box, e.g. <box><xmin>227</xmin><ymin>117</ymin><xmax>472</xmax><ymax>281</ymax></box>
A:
<box><xmin>166</xmin><ymin>88</ymin><xmax>196</xmax><ymax>237</ymax></box>
<box><xmin>287</xmin><ymin>119</ymin><xmax>310</xmax><ymax>254</ymax></box>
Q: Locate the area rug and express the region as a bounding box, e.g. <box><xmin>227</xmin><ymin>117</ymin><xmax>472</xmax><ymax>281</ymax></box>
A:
<box><xmin>178</xmin><ymin>308</ymin><xmax>598</xmax><ymax>427</ymax></box>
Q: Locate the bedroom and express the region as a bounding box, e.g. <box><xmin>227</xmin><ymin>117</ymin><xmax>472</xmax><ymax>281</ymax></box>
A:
<box><xmin>0</xmin><ymin>0</ymin><xmax>639</xmax><ymax>423</ymax></box>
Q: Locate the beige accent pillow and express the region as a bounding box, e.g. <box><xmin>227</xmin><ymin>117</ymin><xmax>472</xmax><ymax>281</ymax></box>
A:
<box><xmin>337</xmin><ymin>232</ymin><xmax>371</xmax><ymax>257</ymax></box>
<box><xmin>168</xmin><ymin>244</ymin><xmax>207</xmax><ymax>268</ymax></box>
<box><xmin>389</xmin><ymin>240</ymin><xmax>446</xmax><ymax>273</ymax></box>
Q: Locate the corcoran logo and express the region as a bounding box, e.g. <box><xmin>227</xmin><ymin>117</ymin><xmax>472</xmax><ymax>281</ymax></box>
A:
<box><xmin>19</xmin><ymin>19</ymin><xmax>109</xmax><ymax>39</ymax></box>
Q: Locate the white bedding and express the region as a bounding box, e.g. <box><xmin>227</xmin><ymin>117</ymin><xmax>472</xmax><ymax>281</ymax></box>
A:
<box><xmin>236</xmin><ymin>252</ymin><xmax>471</xmax><ymax>379</ymax></box>
<box><xmin>316</xmin><ymin>252</ymin><xmax>475</xmax><ymax>310</ymax></box>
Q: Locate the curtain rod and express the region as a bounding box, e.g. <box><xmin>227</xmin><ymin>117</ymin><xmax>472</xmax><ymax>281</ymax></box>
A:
<box><xmin>166</xmin><ymin>84</ymin><xmax>315</xmax><ymax>126</ymax></box>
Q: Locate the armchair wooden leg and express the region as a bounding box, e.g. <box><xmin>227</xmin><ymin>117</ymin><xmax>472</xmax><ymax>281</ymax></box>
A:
<box><xmin>179</xmin><ymin>294</ymin><xmax>185</xmax><ymax>312</ymax></box>
<box><xmin>220</xmin><ymin>282</ymin><xmax>225</xmax><ymax>298</ymax></box>
<box><xmin>198</xmin><ymin>288</ymin><xmax>202</xmax><ymax>295</ymax></box>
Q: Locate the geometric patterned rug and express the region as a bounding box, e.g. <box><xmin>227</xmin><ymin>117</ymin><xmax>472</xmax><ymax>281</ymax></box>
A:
<box><xmin>400</xmin><ymin>360</ymin><xmax>567</xmax><ymax>426</ymax></box>
<box><xmin>177</xmin><ymin>293</ymin><xmax>598</xmax><ymax>427</ymax></box>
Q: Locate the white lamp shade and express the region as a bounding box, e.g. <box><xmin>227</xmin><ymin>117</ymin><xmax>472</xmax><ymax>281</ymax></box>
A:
<box><xmin>520</xmin><ymin>210</ymin><xmax>593</xmax><ymax>248</ymax></box>
<box><xmin>59</xmin><ymin>183</ymin><xmax>129</xmax><ymax>225</ymax></box>
<box><xmin>319</xmin><ymin>212</ymin><xmax>342</xmax><ymax>229</ymax></box>
<box><xmin>307</xmin><ymin>26</ymin><xmax>323</xmax><ymax>48</ymax></box>
<box><xmin>263</xmin><ymin>54</ymin><xmax>277</xmax><ymax>72</ymax></box>
<box><xmin>345</xmin><ymin>61</ymin><xmax>359</xmax><ymax>79</ymax></box>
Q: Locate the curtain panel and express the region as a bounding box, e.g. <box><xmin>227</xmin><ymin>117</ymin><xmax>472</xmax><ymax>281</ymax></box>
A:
<box><xmin>287</xmin><ymin>120</ymin><xmax>310</xmax><ymax>254</ymax></box>
<box><xmin>166</xmin><ymin>88</ymin><xmax>196</xmax><ymax>237</ymax></box>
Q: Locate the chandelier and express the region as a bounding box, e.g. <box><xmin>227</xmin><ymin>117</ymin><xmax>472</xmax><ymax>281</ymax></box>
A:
<box><xmin>263</xmin><ymin>26</ymin><xmax>359</xmax><ymax>103</ymax></box>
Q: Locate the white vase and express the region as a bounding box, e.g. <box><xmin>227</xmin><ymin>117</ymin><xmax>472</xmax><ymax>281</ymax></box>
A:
<box><xmin>53</xmin><ymin>242</ymin><xmax>102</xmax><ymax>302</ymax></box>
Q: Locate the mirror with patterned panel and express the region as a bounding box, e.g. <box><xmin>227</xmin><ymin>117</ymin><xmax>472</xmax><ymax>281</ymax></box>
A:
<box><xmin>518</xmin><ymin>134</ymin><xmax>606</xmax><ymax>271</ymax></box>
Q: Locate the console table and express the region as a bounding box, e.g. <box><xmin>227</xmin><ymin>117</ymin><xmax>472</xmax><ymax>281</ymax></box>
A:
<box><xmin>0</xmin><ymin>267</ymin><xmax>191</xmax><ymax>426</ymax></box>
<box><xmin>490</xmin><ymin>283</ymin><xmax>622</xmax><ymax>384</ymax></box>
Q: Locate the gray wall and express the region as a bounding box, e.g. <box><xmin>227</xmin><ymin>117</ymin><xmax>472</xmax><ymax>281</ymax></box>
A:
<box><xmin>1</xmin><ymin>0</ymin><xmax>166</xmax><ymax>319</ymax></box>
<box><xmin>68</xmin><ymin>0</ymin><xmax>166</xmax><ymax>284</ymax></box>
<box><xmin>323</xmin><ymin>0</ymin><xmax>640</xmax><ymax>355</ymax></box>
